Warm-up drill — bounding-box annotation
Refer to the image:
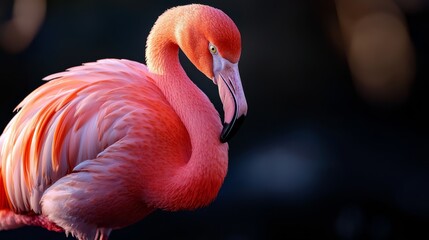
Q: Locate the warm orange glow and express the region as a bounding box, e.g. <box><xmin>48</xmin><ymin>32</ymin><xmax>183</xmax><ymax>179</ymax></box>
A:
<box><xmin>0</xmin><ymin>0</ymin><xmax>46</xmax><ymax>53</ymax></box>
<box><xmin>333</xmin><ymin>0</ymin><xmax>416</xmax><ymax>105</ymax></box>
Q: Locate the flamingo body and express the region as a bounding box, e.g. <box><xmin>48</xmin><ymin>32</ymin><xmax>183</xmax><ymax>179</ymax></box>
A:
<box><xmin>0</xmin><ymin>4</ymin><xmax>247</xmax><ymax>240</ymax></box>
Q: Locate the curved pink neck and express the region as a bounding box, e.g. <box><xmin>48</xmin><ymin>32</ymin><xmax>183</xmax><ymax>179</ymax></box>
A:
<box><xmin>144</xmin><ymin>13</ymin><xmax>228</xmax><ymax>210</ymax></box>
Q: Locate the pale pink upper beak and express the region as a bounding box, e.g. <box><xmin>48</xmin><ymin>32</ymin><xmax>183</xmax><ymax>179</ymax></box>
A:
<box><xmin>215</xmin><ymin>59</ymin><xmax>248</xmax><ymax>143</ymax></box>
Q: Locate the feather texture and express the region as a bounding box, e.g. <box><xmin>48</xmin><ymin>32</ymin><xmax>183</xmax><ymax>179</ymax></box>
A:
<box><xmin>0</xmin><ymin>4</ymin><xmax>245</xmax><ymax>240</ymax></box>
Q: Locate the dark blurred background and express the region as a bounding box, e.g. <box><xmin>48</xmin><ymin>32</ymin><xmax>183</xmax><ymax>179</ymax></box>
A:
<box><xmin>1</xmin><ymin>0</ymin><xmax>429</xmax><ymax>239</ymax></box>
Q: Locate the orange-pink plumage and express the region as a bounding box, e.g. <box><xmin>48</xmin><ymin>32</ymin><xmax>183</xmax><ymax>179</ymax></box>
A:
<box><xmin>0</xmin><ymin>4</ymin><xmax>247</xmax><ymax>240</ymax></box>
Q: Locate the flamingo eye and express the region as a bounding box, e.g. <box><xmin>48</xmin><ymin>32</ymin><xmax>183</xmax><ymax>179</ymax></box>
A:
<box><xmin>209</xmin><ymin>44</ymin><xmax>218</xmax><ymax>55</ymax></box>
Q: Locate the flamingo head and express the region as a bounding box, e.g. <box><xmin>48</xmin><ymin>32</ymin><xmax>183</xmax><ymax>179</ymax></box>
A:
<box><xmin>177</xmin><ymin>5</ymin><xmax>248</xmax><ymax>143</ymax></box>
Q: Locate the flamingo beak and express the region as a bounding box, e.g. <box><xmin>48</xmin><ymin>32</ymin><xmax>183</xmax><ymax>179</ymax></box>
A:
<box><xmin>213</xmin><ymin>58</ymin><xmax>248</xmax><ymax>143</ymax></box>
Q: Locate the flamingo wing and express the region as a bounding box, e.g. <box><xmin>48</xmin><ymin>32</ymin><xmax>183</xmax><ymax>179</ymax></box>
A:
<box><xmin>0</xmin><ymin>59</ymin><xmax>171</xmax><ymax>215</ymax></box>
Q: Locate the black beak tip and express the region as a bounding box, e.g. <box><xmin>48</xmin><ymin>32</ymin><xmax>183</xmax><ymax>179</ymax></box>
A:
<box><xmin>220</xmin><ymin>115</ymin><xmax>246</xmax><ymax>143</ymax></box>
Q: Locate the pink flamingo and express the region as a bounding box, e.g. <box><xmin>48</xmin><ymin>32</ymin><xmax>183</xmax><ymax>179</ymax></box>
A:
<box><xmin>0</xmin><ymin>4</ymin><xmax>247</xmax><ymax>240</ymax></box>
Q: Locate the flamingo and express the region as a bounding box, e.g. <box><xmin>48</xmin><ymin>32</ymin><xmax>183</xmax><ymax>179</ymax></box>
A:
<box><xmin>0</xmin><ymin>4</ymin><xmax>247</xmax><ymax>240</ymax></box>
